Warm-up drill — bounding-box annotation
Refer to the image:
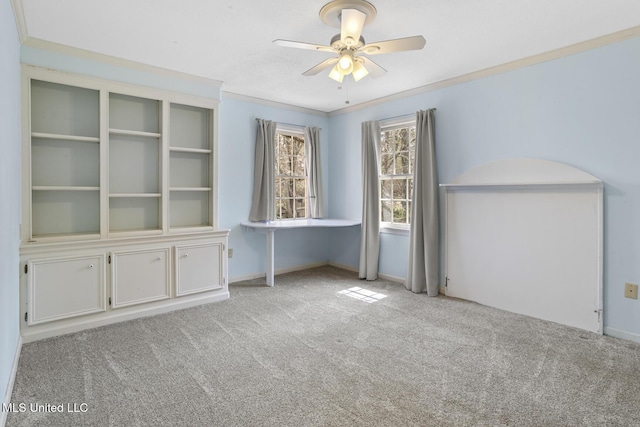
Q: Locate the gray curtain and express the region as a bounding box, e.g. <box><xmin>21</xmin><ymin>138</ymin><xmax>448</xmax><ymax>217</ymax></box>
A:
<box><xmin>405</xmin><ymin>109</ymin><xmax>439</xmax><ymax>295</ymax></box>
<box><xmin>249</xmin><ymin>119</ymin><xmax>277</xmax><ymax>221</ymax></box>
<box><xmin>304</xmin><ymin>126</ymin><xmax>324</xmax><ymax>218</ymax></box>
<box><xmin>359</xmin><ymin>120</ymin><xmax>381</xmax><ymax>280</ymax></box>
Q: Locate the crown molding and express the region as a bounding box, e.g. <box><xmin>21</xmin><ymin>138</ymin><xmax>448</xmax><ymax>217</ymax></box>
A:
<box><xmin>10</xmin><ymin>0</ymin><xmax>28</xmax><ymax>43</ymax></box>
<box><xmin>329</xmin><ymin>25</ymin><xmax>640</xmax><ymax>117</ymax></box>
<box><xmin>22</xmin><ymin>37</ymin><xmax>224</xmax><ymax>90</ymax></box>
<box><xmin>221</xmin><ymin>91</ymin><xmax>329</xmax><ymax>117</ymax></box>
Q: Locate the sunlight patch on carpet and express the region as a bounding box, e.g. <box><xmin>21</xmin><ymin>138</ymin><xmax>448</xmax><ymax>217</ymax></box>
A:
<box><xmin>337</xmin><ymin>287</ymin><xmax>388</xmax><ymax>303</ymax></box>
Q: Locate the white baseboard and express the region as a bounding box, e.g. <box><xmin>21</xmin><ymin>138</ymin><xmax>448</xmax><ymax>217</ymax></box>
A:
<box><xmin>328</xmin><ymin>261</ymin><xmax>358</xmax><ymax>273</ymax></box>
<box><xmin>1</xmin><ymin>335</ymin><xmax>22</xmax><ymax>427</ymax></box>
<box><xmin>230</xmin><ymin>261</ymin><xmax>330</xmax><ymax>284</ymax></box>
<box><xmin>21</xmin><ymin>292</ymin><xmax>229</xmax><ymax>343</ymax></box>
<box><xmin>603</xmin><ymin>326</ymin><xmax>640</xmax><ymax>344</ymax></box>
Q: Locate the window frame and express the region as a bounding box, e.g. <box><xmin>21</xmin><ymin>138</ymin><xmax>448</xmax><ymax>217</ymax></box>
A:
<box><xmin>378</xmin><ymin>116</ymin><xmax>416</xmax><ymax>234</ymax></box>
<box><xmin>274</xmin><ymin>126</ymin><xmax>308</xmax><ymax>220</ymax></box>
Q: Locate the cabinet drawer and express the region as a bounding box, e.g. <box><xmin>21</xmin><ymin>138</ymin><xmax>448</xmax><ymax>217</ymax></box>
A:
<box><xmin>28</xmin><ymin>255</ymin><xmax>106</xmax><ymax>325</ymax></box>
<box><xmin>111</xmin><ymin>248</ymin><xmax>170</xmax><ymax>308</ymax></box>
<box><xmin>175</xmin><ymin>242</ymin><xmax>223</xmax><ymax>296</ymax></box>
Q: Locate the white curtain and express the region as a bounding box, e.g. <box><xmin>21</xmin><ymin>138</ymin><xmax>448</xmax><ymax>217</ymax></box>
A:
<box><xmin>249</xmin><ymin>119</ymin><xmax>277</xmax><ymax>222</ymax></box>
<box><xmin>405</xmin><ymin>109</ymin><xmax>439</xmax><ymax>295</ymax></box>
<box><xmin>359</xmin><ymin>120</ymin><xmax>381</xmax><ymax>280</ymax></box>
<box><xmin>304</xmin><ymin>126</ymin><xmax>324</xmax><ymax>218</ymax></box>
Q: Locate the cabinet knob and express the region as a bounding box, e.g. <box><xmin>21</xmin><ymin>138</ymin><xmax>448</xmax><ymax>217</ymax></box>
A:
<box><xmin>155</xmin><ymin>257</ymin><xmax>162</xmax><ymax>261</ymax></box>
<box><xmin>184</xmin><ymin>253</ymin><xmax>189</xmax><ymax>258</ymax></box>
<box><xmin>89</xmin><ymin>264</ymin><xmax>95</xmax><ymax>269</ymax></box>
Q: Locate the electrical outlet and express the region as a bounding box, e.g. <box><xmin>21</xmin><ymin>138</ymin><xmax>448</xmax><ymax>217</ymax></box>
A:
<box><xmin>228</xmin><ymin>248</ymin><xmax>233</xmax><ymax>258</ymax></box>
<box><xmin>625</xmin><ymin>283</ymin><xmax>638</xmax><ymax>300</ymax></box>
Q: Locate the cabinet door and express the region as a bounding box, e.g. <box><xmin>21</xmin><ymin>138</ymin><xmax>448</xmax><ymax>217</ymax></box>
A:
<box><xmin>111</xmin><ymin>248</ymin><xmax>170</xmax><ymax>308</ymax></box>
<box><xmin>28</xmin><ymin>255</ymin><xmax>106</xmax><ymax>325</ymax></box>
<box><xmin>175</xmin><ymin>242</ymin><xmax>223</xmax><ymax>296</ymax></box>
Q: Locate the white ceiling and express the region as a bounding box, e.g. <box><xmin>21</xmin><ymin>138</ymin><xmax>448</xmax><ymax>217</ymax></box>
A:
<box><xmin>18</xmin><ymin>0</ymin><xmax>640</xmax><ymax>113</ymax></box>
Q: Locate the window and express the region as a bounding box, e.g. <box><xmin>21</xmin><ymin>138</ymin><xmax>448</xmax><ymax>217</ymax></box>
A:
<box><xmin>275</xmin><ymin>130</ymin><xmax>307</xmax><ymax>219</ymax></box>
<box><xmin>380</xmin><ymin>121</ymin><xmax>416</xmax><ymax>227</ymax></box>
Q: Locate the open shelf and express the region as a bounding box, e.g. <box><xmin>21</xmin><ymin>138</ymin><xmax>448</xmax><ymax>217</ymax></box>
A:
<box><xmin>31</xmin><ymin>80</ymin><xmax>99</xmax><ymax>138</ymax></box>
<box><xmin>170</xmin><ymin>191</ymin><xmax>210</xmax><ymax>228</ymax></box>
<box><xmin>109</xmin><ymin>93</ymin><xmax>160</xmax><ymax>134</ymax></box>
<box><xmin>32</xmin><ymin>190</ymin><xmax>100</xmax><ymax>236</ymax></box>
<box><xmin>170</xmin><ymin>103</ymin><xmax>210</xmax><ymax>150</ymax></box>
<box><xmin>109</xmin><ymin>197</ymin><xmax>160</xmax><ymax>232</ymax></box>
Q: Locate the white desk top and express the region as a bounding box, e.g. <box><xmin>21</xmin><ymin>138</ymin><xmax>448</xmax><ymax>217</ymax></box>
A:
<box><xmin>241</xmin><ymin>218</ymin><xmax>360</xmax><ymax>230</ymax></box>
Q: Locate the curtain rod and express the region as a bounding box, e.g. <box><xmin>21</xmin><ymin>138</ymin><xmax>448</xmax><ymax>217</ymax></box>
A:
<box><xmin>380</xmin><ymin>108</ymin><xmax>437</xmax><ymax>124</ymax></box>
<box><xmin>254</xmin><ymin>118</ymin><xmax>322</xmax><ymax>131</ymax></box>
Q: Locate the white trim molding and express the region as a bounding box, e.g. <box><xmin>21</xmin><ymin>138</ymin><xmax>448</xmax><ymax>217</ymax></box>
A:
<box><xmin>330</xmin><ymin>25</ymin><xmax>640</xmax><ymax>117</ymax></box>
<box><xmin>604</xmin><ymin>327</ymin><xmax>640</xmax><ymax>345</ymax></box>
<box><xmin>221</xmin><ymin>91</ymin><xmax>329</xmax><ymax>117</ymax></box>
<box><xmin>1</xmin><ymin>336</ymin><xmax>22</xmax><ymax>427</ymax></box>
<box><xmin>21</xmin><ymin>38</ymin><xmax>223</xmax><ymax>91</ymax></box>
<box><xmin>9</xmin><ymin>0</ymin><xmax>27</xmax><ymax>43</ymax></box>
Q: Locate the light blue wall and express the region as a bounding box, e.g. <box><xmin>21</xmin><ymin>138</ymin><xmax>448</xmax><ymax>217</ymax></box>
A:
<box><xmin>0</xmin><ymin>0</ymin><xmax>22</xmax><ymax>406</ymax></box>
<box><xmin>328</xmin><ymin>36</ymin><xmax>640</xmax><ymax>338</ymax></box>
<box><xmin>218</xmin><ymin>96</ymin><xmax>331</xmax><ymax>280</ymax></box>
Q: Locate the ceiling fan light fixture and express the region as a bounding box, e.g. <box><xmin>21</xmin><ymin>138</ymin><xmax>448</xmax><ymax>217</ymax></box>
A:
<box><xmin>328</xmin><ymin>64</ymin><xmax>344</xmax><ymax>82</ymax></box>
<box><xmin>338</xmin><ymin>53</ymin><xmax>354</xmax><ymax>74</ymax></box>
<box><xmin>352</xmin><ymin>60</ymin><xmax>369</xmax><ymax>81</ymax></box>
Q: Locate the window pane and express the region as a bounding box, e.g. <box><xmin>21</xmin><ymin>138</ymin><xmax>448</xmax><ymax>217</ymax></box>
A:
<box><xmin>281</xmin><ymin>178</ymin><xmax>293</xmax><ymax>198</ymax></box>
<box><xmin>278</xmin><ymin>155</ymin><xmax>292</xmax><ymax>175</ymax></box>
<box><xmin>381</xmin><ymin>179</ymin><xmax>392</xmax><ymax>199</ymax></box>
<box><xmin>409</xmin><ymin>146</ymin><xmax>415</xmax><ymax>174</ymax></box>
<box><xmin>276</xmin><ymin>199</ymin><xmax>285</xmax><ymax>219</ymax></box>
<box><xmin>292</xmin><ymin>136</ymin><xmax>304</xmax><ymax>156</ymax></box>
<box><xmin>394</xmin><ymin>129</ymin><xmax>410</xmax><ymax>152</ymax></box>
<box><xmin>394</xmin><ymin>201</ymin><xmax>407</xmax><ymax>223</ymax></box>
<box><xmin>275</xmin><ymin>177</ymin><xmax>281</xmax><ymax>198</ymax></box>
<box><xmin>395</xmin><ymin>152</ymin><xmax>410</xmax><ymax>174</ymax></box>
<box><xmin>408</xmin><ymin>201</ymin><xmax>412</xmax><ymax>223</ymax></box>
<box><xmin>292</xmin><ymin>155</ymin><xmax>305</xmax><ymax>176</ymax></box>
<box><xmin>380</xmin><ymin>132</ymin><xmax>392</xmax><ymax>153</ymax></box>
<box><xmin>280</xmin><ymin>199</ymin><xmax>293</xmax><ymax>219</ymax></box>
<box><xmin>393</xmin><ymin>178</ymin><xmax>407</xmax><ymax>200</ymax></box>
<box><xmin>295</xmin><ymin>198</ymin><xmax>305</xmax><ymax>218</ymax></box>
<box><xmin>380</xmin><ymin>154</ymin><xmax>394</xmax><ymax>175</ymax></box>
<box><xmin>294</xmin><ymin>179</ymin><xmax>306</xmax><ymax>197</ymax></box>
<box><xmin>381</xmin><ymin>201</ymin><xmax>393</xmax><ymax>222</ymax></box>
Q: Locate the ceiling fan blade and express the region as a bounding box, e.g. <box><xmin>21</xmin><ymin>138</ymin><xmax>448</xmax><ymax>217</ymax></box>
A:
<box><xmin>302</xmin><ymin>57</ymin><xmax>339</xmax><ymax>76</ymax></box>
<box><xmin>362</xmin><ymin>36</ymin><xmax>426</xmax><ymax>55</ymax></box>
<box><xmin>273</xmin><ymin>39</ymin><xmax>334</xmax><ymax>53</ymax></box>
<box><xmin>359</xmin><ymin>57</ymin><xmax>387</xmax><ymax>78</ymax></box>
<box><xmin>340</xmin><ymin>9</ymin><xmax>366</xmax><ymax>46</ymax></box>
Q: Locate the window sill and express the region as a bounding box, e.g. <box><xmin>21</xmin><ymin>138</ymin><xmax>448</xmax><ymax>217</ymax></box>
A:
<box><xmin>380</xmin><ymin>225</ymin><xmax>410</xmax><ymax>236</ymax></box>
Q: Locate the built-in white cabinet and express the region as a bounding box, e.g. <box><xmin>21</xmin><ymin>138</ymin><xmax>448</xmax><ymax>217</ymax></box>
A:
<box><xmin>20</xmin><ymin>66</ymin><xmax>227</xmax><ymax>342</ymax></box>
<box><xmin>111</xmin><ymin>248</ymin><xmax>171</xmax><ymax>308</ymax></box>
<box><xmin>27</xmin><ymin>255</ymin><xmax>106</xmax><ymax>325</ymax></box>
<box><xmin>175</xmin><ymin>242</ymin><xmax>223</xmax><ymax>296</ymax></box>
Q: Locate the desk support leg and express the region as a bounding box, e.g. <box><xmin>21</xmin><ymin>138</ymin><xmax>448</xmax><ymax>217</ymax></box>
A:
<box><xmin>266</xmin><ymin>229</ymin><xmax>274</xmax><ymax>287</ymax></box>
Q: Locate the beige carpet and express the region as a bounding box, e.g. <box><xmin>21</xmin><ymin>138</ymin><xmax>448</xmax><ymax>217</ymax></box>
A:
<box><xmin>6</xmin><ymin>265</ymin><xmax>640</xmax><ymax>426</ymax></box>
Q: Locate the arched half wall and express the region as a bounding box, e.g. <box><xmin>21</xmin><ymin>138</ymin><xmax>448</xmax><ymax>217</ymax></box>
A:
<box><xmin>441</xmin><ymin>158</ymin><xmax>603</xmax><ymax>333</ymax></box>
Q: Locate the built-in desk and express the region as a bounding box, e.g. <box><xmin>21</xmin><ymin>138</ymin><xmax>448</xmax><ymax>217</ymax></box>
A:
<box><xmin>241</xmin><ymin>219</ymin><xmax>361</xmax><ymax>286</ymax></box>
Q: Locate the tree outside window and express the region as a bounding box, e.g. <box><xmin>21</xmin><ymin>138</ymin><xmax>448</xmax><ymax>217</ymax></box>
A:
<box><xmin>275</xmin><ymin>132</ymin><xmax>307</xmax><ymax>219</ymax></box>
<box><xmin>380</xmin><ymin>124</ymin><xmax>416</xmax><ymax>226</ymax></box>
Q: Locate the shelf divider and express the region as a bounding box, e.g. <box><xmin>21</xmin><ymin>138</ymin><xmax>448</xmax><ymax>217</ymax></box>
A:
<box><xmin>109</xmin><ymin>128</ymin><xmax>161</xmax><ymax>138</ymax></box>
<box><xmin>32</xmin><ymin>132</ymin><xmax>100</xmax><ymax>143</ymax></box>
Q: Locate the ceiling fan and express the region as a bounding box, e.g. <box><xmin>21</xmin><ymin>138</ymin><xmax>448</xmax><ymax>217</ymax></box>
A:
<box><xmin>273</xmin><ymin>0</ymin><xmax>426</xmax><ymax>83</ymax></box>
